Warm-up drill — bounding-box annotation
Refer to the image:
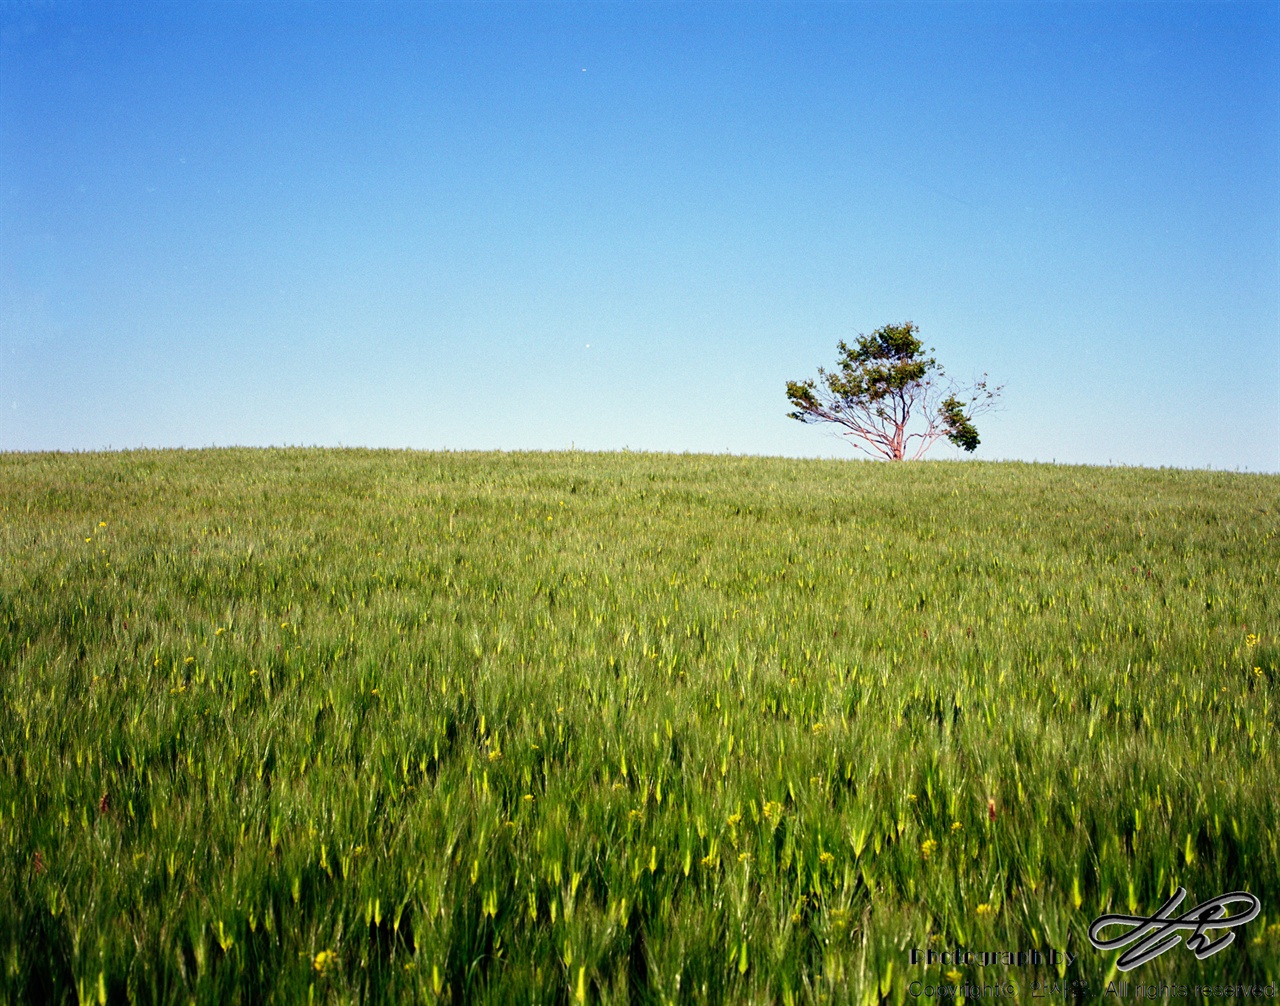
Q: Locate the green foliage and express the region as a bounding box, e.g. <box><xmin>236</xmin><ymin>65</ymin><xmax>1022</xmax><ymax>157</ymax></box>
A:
<box><xmin>830</xmin><ymin>324</ymin><xmax>934</xmax><ymax>399</ymax></box>
<box><xmin>940</xmin><ymin>396</ymin><xmax>980</xmax><ymax>453</ymax></box>
<box><xmin>787</xmin><ymin>323</ymin><xmax>999</xmax><ymax>460</ymax></box>
<box><xmin>1</xmin><ymin>448</ymin><xmax>1277</xmax><ymax>1004</ymax></box>
<box><xmin>787</xmin><ymin>324</ymin><xmax>936</xmax><ymax>422</ymax></box>
<box><xmin>784</xmin><ymin>379</ymin><xmax>819</xmax><ymax>418</ymax></box>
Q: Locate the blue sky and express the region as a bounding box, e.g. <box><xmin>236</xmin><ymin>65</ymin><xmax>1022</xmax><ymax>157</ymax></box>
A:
<box><xmin>2</xmin><ymin>1</ymin><xmax>1277</xmax><ymax>469</ymax></box>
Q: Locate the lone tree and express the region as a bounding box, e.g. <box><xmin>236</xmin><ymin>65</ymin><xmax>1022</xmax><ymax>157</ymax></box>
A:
<box><xmin>786</xmin><ymin>322</ymin><xmax>1001</xmax><ymax>460</ymax></box>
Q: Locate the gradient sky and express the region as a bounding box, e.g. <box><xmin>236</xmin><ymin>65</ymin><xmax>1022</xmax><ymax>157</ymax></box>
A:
<box><xmin>2</xmin><ymin>1</ymin><xmax>1277</xmax><ymax>469</ymax></box>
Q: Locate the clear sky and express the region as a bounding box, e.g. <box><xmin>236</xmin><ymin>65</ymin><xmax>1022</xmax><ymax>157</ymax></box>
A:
<box><xmin>2</xmin><ymin>1</ymin><xmax>1277</xmax><ymax>469</ymax></box>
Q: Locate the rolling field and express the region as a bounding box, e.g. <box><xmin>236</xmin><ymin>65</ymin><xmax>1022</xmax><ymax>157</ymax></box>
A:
<box><xmin>1</xmin><ymin>448</ymin><xmax>1277</xmax><ymax>1004</ymax></box>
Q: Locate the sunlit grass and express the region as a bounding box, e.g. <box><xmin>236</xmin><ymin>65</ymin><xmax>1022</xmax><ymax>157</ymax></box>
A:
<box><xmin>2</xmin><ymin>448</ymin><xmax>1277</xmax><ymax>1003</ymax></box>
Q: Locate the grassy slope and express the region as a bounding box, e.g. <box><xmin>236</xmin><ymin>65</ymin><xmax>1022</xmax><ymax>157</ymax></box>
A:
<box><xmin>1</xmin><ymin>448</ymin><xmax>1277</xmax><ymax>1004</ymax></box>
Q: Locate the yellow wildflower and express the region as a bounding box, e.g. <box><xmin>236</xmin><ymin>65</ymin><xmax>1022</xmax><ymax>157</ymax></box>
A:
<box><xmin>313</xmin><ymin>949</ymin><xmax>338</xmax><ymax>975</ymax></box>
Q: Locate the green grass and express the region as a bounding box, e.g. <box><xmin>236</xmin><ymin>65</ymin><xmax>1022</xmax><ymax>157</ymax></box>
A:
<box><xmin>2</xmin><ymin>448</ymin><xmax>1277</xmax><ymax>1004</ymax></box>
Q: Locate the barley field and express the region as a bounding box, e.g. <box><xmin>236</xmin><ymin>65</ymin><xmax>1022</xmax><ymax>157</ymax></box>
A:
<box><xmin>1</xmin><ymin>448</ymin><xmax>1277</xmax><ymax>1004</ymax></box>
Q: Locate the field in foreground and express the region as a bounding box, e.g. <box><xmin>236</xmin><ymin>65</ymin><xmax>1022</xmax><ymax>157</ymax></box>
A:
<box><xmin>1</xmin><ymin>448</ymin><xmax>1277</xmax><ymax>1004</ymax></box>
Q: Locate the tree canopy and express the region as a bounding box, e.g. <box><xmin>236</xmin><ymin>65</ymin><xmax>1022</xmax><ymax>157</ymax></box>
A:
<box><xmin>786</xmin><ymin>322</ymin><xmax>1000</xmax><ymax>460</ymax></box>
